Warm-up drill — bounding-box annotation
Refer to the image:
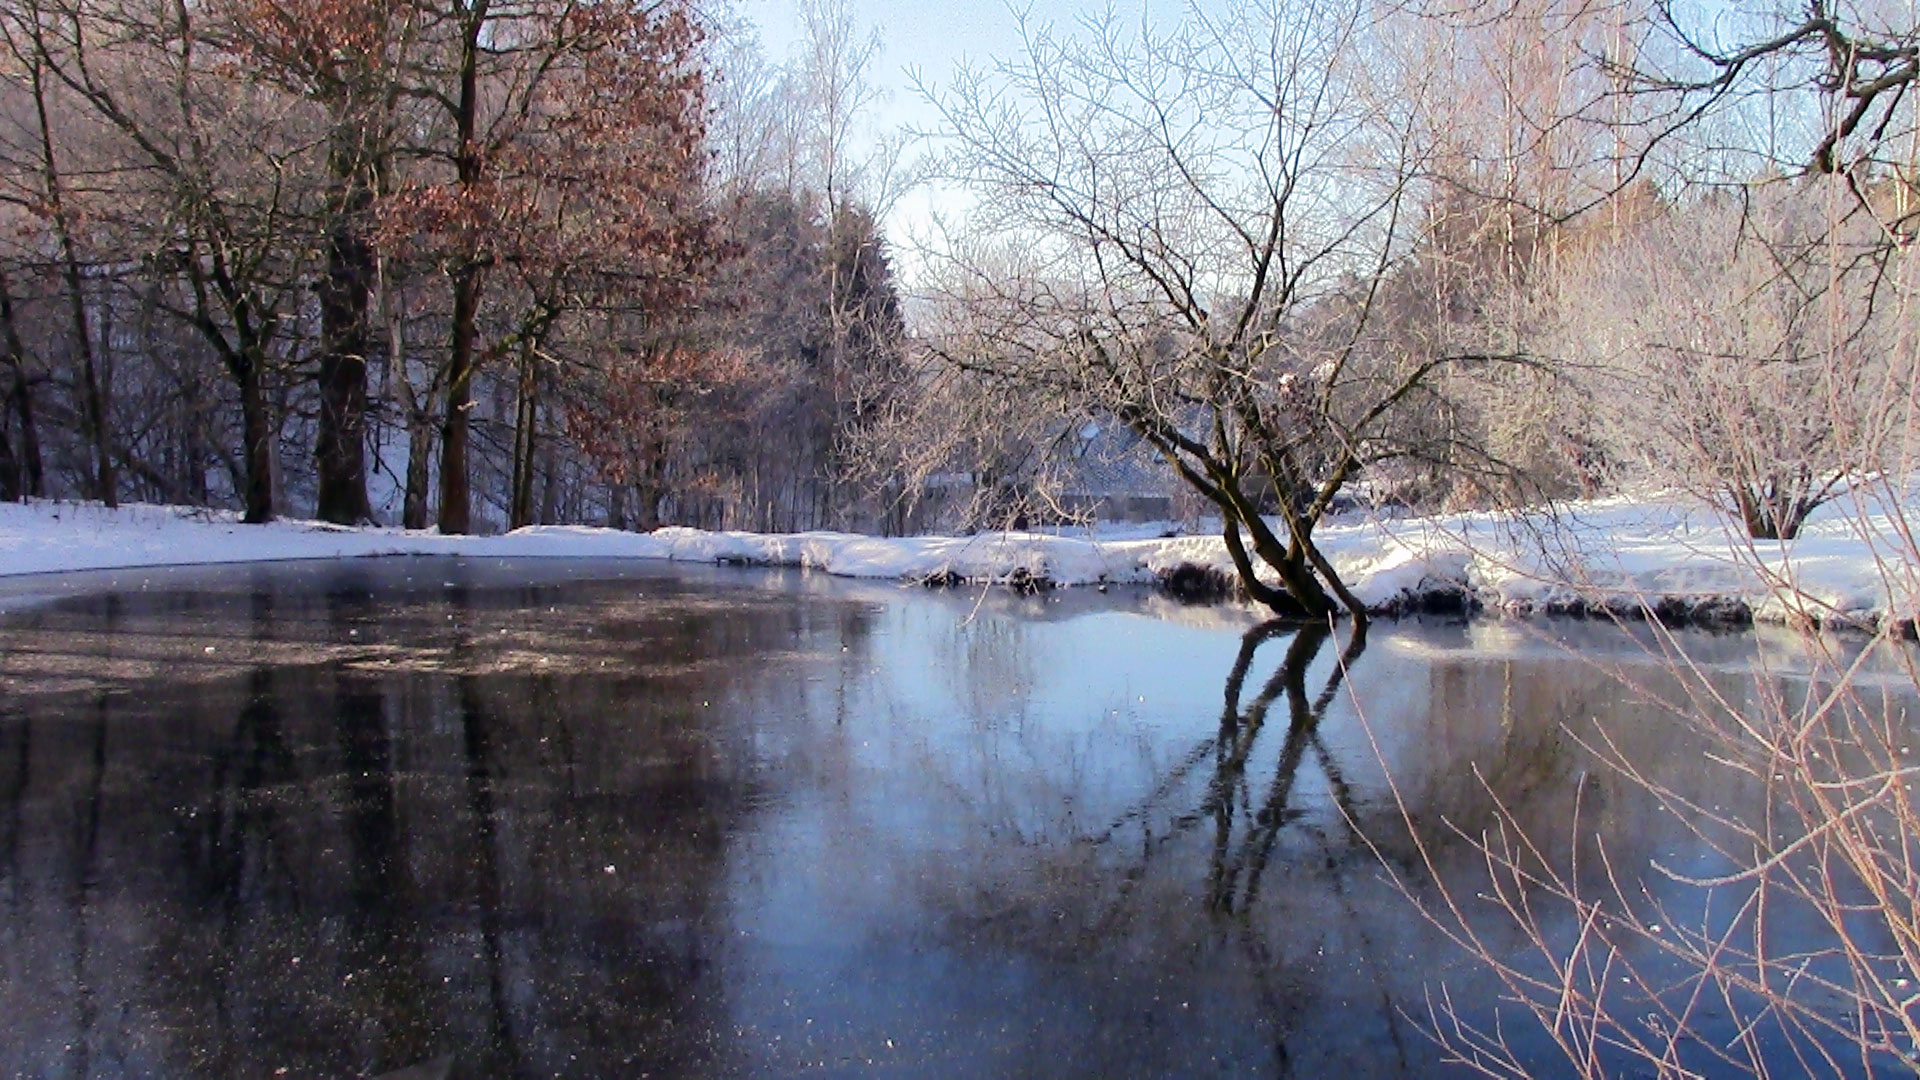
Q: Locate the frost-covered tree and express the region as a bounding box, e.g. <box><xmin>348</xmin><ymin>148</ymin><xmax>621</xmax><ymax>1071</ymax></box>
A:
<box><xmin>691</xmin><ymin>3</ymin><xmax>912</xmax><ymax>534</ymax></box>
<box><xmin>920</xmin><ymin>0</ymin><xmax>1532</xmax><ymax>620</ymax></box>
<box><xmin>1545</xmin><ymin>181</ymin><xmax>1909</xmax><ymax>539</ymax></box>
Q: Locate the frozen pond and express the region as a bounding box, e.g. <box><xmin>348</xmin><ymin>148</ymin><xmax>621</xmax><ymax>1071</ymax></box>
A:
<box><xmin>0</xmin><ymin>559</ymin><xmax>1911</xmax><ymax>1077</ymax></box>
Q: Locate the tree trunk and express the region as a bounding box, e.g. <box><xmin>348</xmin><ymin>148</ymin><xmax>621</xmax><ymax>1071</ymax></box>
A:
<box><xmin>238</xmin><ymin>358</ymin><xmax>275</xmax><ymax>523</ymax></box>
<box><xmin>178</xmin><ymin>360</ymin><xmax>210</xmax><ymax>504</ymax></box>
<box><xmin>1222</xmin><ymin>514</ymin><xmax>1329</xmax><ymax>620</ymax></box>
<box><xmin>1734</xmin><ymin>482</ymin><xmax>1810</xmax><ymax>542</ymax></box>
<box><xmin>607</xmin><ymin>482</ymin><xmax>627</xmax><ymax>531</ymax></box>
<box><xmin>435</xmin><ymin>0</ymin><xmax>488</xmax><ymax>536</ymax></box>
<box><xmin>379</xmin><ymin>264</ymin><xmax>434</xmax><ymax>530</ymax></box>
<box><xmin>633</xmin><ymin>447</ymin><xmax>665</xmax><ymax>531</ymax></box>
<box><xmin>1169</xmin><ymin>448</ymin><xmax>1353</xmax><ymax>624</ymax></box>
<box><xmin>437</xmin><ymin>266</ymin><xmax>480</xmax><ymax>534</ymax></box>
<box><xmin>0</xmin><ymin>267</ymin><xmax>44</xmax><ymax>501</ymax></box>
<box><xmin>5</xmin><ymin>385</ymin><xmax>40</xmax><ymax>499</ymax></box>
<box><xmin>0</xmin><ymin>395</ymin><xmax>15</xmax><ymax>502</ymax></box>
<box><xmin>1215</xmin><ymin>477</ymin><xmax>1336</xmax><ymax>620</ymax></box>
<box><xmin>63</xmin><ymin>259</ymin><xmax>113</xmax><ymax>507</ymax></box>
<box><xmin>31</xmin><ymin>63</ymin><xmax>114</xmax><ymax>506</ymax></box>
<box><xmin>314</xmin><ymin>137</ymin><xmax>376</xmax><ymax>525</ymax></box>
<box><xmin>437</xmin><ymin>0</ymin><xmax>491</xmax><ymax>534</ymax></box>
<box><xmin>403</xmin><ymin>409</ymin><xmax>434</xmax><ymax>531</ymax></box>
<box><xmin>508</xmin><ymin>344</ymin><xmax>538</xmax><ymax>529</ymax></box>
<box><xmin>537</xmin><ymin>443</ymin><xmax>558</xmax><ymax>525</ymax></box>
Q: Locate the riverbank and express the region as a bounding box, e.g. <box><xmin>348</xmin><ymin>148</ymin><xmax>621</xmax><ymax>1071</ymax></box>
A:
<box><xmin>1</xmin><ymin>496</ymin><xmax>1913</xmax><ymax>632</ymax></box>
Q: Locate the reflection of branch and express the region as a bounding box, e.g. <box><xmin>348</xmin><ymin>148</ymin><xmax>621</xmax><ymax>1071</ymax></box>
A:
<box><xmin>1223</xmin><ymin>620</ymin><xmax>1300</xmax><ymax>723</ymax></box>
<box><xmin>1212</xmin><ymin>621</ymin><xmax>1369</xmax><ymax>912</ymax></box>
<box><xmin>1088</xmin><ymin>620</ymin><xmax>1314</xmax><ymax>849</ymax></box>
<box><xmin>1088</xmin><ymin>734</ymin><xmax>1220</xmax><ymax>847</ymax></box>
<box><xmin>1208</xmin><ymin>622</ymin><xmax>1349</xmax><ymax>914</ymax></box>
<box><xmin>1089</xmin><ymin>619</ymin><xmax>1368</xmax><ymax>881</ymax></box>
<box><xmin>1054</xmin><ymin>616</ymin><xmax>1399</xmax><ymax>1074</ymax></box>
<box><xmin>1</xmin><ymin>714</ymin><xmax>26</xmax><ymax>916</ymax></box>
<box><xmin>459</xmin><ymin>675</ymin><xmax>528</xmax><ymax>1075</ymax></box>
<box><xmin>68</xmin><ymin>694</ymin><xmax>107</xmax><ymax>1079</ymax></box>
<box><xmin>1215</xmin><ymin>621</ymin><xmax>1411</xmax><ymax>1073</ymax></box>
<box><xmin>197</xmin><ymin>597</ymin><xmax>301</xmax><ymax>1074</ymax></box>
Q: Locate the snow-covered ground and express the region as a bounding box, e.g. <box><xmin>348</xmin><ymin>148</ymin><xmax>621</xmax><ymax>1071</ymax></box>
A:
<box><xmin>0</xmin><ymin>495</ymin><xmax>1914</xmax><ymax>630</ymax></box>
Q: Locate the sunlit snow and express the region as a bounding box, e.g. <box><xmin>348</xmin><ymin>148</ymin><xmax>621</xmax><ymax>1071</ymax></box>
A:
<box><xmin>1</xmin><ymin>494</ymin><xmax>1912</xmax><ymax>629</ymax></box>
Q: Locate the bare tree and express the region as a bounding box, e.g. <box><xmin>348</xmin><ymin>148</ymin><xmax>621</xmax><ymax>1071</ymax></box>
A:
<box><xmin>6</xmin><ymin>0</ymin><xmax>327</xmax><ymax>522</ymax></box>
<box><xmin>1620</xmin><ymin>2</ymin><xmax>1916</xmax><ymax>221</ymax></box>
<box><xmin>793</xmin><ymin>0</ymin><xmax>906</xmax><ymax>529</ymax></box>
<box><xmin>1543</xmin><ymin>179</ymin><xmax>1905</xmax><ymax>539</ymax></box>
<box><xmin>0</xmin><ymin>3</ymin><xmax>115</xmax><ymax>505</ymax></box>
<box><xmin>921</xmin><ymin>0</ymin><xmax>1524</xmax><ymax>620</ymax></box>
<box><xmin>0</xmin><ymin>262</ymin><xmax>45</xmax><ymax>501</ymax></box>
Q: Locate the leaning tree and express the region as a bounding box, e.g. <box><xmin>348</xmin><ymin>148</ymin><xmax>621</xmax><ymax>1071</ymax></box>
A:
<box><xmin>923</xmin><ymin>0</ymin><xmax>1522</xmax><ymax>621</ymax></box>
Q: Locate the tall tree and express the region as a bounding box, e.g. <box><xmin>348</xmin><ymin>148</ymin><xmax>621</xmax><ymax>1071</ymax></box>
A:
<box><xmin>14</xmin><ymin>0</ymin><xmax>320</xmax><ymax>522</ymax></box>
<box><xmin>1</xmin><ymin>4</ymin><xmax>114</xmax><ymax>504</ymax></box>
<box><xmin>383</xmin><ymin>0</ymin><xmax>706</xmax><ymax>534</ymax></box>
<box><xmin>216</xmin><ymin>0</ymin><xmax>414</xmax><ymax>523</ymax></box>
<box><xmin>700</xmin><ymin>1</ymin><xmax>909</xmax><ymax>531</ymax></box>
<box><xmin>924</xmin><ymin>0</ymin><xmax>1516</xmax><ymax>620</ymax></box>
<box><xmin>494</xmin><ymin>0</ymin><xmax>712</xmax><ymax>530</ymax></box>
<box><xmin>0</xmin><ymin>264</ymin><xmax>44</xmax><ymax>501</ymax></box>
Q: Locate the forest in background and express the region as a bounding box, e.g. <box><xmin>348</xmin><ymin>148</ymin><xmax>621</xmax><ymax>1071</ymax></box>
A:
<box><xmin>0</xmin><ymin>0</ymin><xmax>912</xmax><ymax>535</ymax></box>
<box><xmin>3</xmin><ymin>3</ymin><xmax>1920</xmax><ymax>1071</ymax></box>
<box><xmin>0</xmin><ymin>0</ymin><xmax>1913</xmax><ymax>574</ymax></box>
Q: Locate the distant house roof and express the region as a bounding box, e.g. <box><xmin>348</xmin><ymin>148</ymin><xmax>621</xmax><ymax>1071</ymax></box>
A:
<box><xmin>1055</xmin><ymin>420</ymin><xmax>1178</xmax><ymax>499</ymax></box>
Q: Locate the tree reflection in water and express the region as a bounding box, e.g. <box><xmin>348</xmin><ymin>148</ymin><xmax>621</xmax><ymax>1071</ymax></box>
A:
<box><xmin>1205</xmin><ymin>621</ymin><xmax>1365</xmax><ymax>916</ymax></box>
<box><xmin>0</xmin><ymin>563</ymin><xmax>807</xmax><ymax>1078</ymax></box>
<box><xmin>4</xmin><ymin>561</ymin><xmax>1891</xmax><ymax>1078</ymax></box>
<box><xmin>1059</xmin><ymin>619</ymin><xmax>1405</xmax><ymax>1078</ymax></box>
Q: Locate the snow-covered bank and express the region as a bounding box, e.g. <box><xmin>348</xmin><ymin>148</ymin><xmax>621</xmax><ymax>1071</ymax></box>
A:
<box><xmin>1</xmin><ymin>497</ymin><xmax>1913</xmax><ymax>631</ymax></box>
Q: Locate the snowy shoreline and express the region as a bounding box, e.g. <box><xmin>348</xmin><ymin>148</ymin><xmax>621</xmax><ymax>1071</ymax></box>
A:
<box><xmin>1</xmin><ymin>497</ymin><xmax>1914</xmax><ymax>633</ymax></box>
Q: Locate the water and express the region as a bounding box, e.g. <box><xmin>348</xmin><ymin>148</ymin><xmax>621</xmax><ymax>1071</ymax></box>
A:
<box><xmin>0</xmin><ymin>558</ymin><xmax>1912</xmax><ymax>1077</ymax></box>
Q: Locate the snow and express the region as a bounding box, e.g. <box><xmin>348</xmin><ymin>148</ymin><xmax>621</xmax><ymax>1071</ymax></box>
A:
<box><xmin>0</xmin><ymin>494</ymin><xmax>1914</xmax><ymax>630</ymax></box>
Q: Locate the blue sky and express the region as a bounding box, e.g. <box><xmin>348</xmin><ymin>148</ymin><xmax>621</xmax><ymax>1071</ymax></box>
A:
<box><xmin>737</xmin><ymin>0</ymin><xmax>1189</xmax><ymax>278</ymax></box>
<box><xmin>744</xmin><ymin>0</ymin><xmax>1192</xmax><ymax>122</ymax></box>
<box><xmin>744</xmin><ymin>0</ymin><xmax>1048</xmax><ymax>124</ymax></box>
